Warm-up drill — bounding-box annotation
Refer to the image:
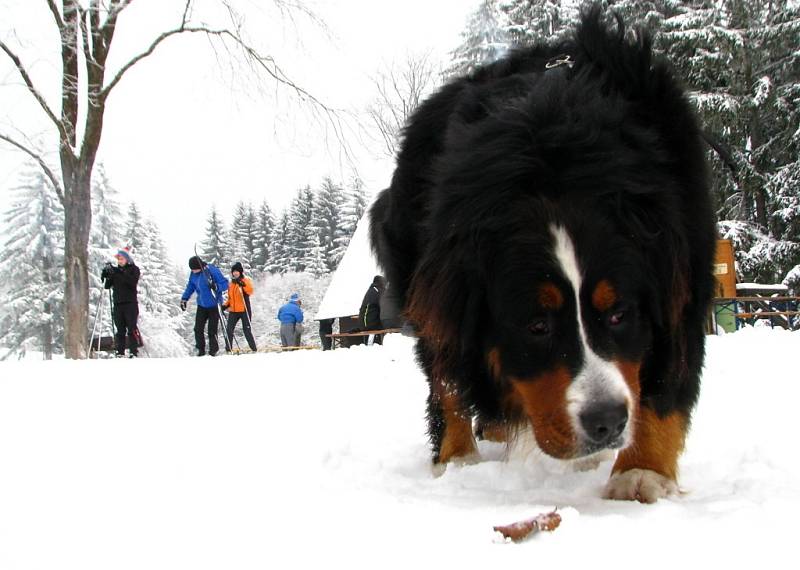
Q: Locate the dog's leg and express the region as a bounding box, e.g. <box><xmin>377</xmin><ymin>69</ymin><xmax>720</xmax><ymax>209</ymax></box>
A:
<box><xmin>604</xmin><ymin>407</ymin><xmax>686</xmax><ymax>503</ymax></box>
<box><xmin>474</xmin><ymin>417</ymin><xmax>508</xmax><ymax>443</ymax></box>
<box><xmin>427</xmin><ymin>377</ymin><xmax>477</xmax><ymax>465</ymax></box>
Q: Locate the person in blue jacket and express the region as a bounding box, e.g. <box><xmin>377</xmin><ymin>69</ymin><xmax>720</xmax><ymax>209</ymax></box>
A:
<box><xmin>277</xmin><ymin>292</ymin><xmax>304</xmax><ymax>347</ymax></box>
<box><xmin>180</xmin><ymin>256</ymin><xmax>229</xmax><ymax>356</ymax></box>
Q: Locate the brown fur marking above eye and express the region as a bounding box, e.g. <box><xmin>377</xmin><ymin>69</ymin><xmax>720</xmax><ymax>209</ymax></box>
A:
<box><xmin>592</xmin><ymin>279</ymin><xmax>617</xmax><ymax>312</ymax></box>
<box><xmin>538</xmin><ymin>282</ymin><xmax>564</xmax><ymax>310</ymax></box>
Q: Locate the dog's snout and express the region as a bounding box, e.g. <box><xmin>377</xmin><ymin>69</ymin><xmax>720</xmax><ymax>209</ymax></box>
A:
<box><xmin>580</xmin><ymin>402</ymin><xmax>628</xmax><ymax>446</ymax></box>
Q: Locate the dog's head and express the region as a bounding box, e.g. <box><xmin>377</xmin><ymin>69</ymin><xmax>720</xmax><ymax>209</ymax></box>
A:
<box><xmin>483</xmin><ymin>217</ymin><xmax>655</xmax><ymax>459</ymax></box>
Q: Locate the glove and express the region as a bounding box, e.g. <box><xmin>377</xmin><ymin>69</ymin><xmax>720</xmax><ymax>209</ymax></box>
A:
<box><xmin>101</xmin><ymin>263</ymin><xmax>113</xmax><ymax>281</ymax></box>
<box><xmin>180</xmin><ymin>300</ymin><xmax>187</xmax><ymax>311</ymax></box>
<box><xmin>235</xmin><ymin>277</ymin><xmax>245</xmax><ymax>287</ymax></box>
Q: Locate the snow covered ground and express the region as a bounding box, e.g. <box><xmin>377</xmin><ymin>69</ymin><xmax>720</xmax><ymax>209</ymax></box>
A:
<box><xmin>0</xmin><ymin>328</ymin><xmax>797</xmax><ymax>569</ymax></box>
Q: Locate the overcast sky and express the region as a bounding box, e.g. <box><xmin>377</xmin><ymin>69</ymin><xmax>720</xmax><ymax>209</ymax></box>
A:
<box><xmin>0</xmin><ymin>0</ymin><xmax>475</xmax><ymax>265</ymax></box>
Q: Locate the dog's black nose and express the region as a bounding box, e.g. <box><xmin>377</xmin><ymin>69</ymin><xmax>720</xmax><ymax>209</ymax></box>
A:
<box><xmin>580</xmin><ymin>403</ymin><xmax>628</xmax><ymax>445</ymax></box>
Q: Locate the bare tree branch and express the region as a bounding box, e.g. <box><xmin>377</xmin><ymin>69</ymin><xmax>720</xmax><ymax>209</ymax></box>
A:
<box><xmin>100</xmin><ymin>25</ymin><xmax>334</xmax><ymax>114</ymax></box>
<box><xmin>0</xmin><ymin>133</ymin><xmax>65</xmax><ymax>204</ymax></box>
<box><xmin>367</xmin><ymin>52</ymin><xmax>440</xmax><ymax>158</ymax></box>
<box><xmin>269</xmin><ymin>0</ymin><xmax>330</xmax><ymax>40</ymax></box>
<box><xmin>104</xmin><ymin>0</ymin><xmax>135</xmax><ymax>26</ymax></box>
<box><xmin>181</xmin><ymin>0</ymin><xmax>193</xmax><ymax>27</ymax></box>
<box><xmin>88</xmin><ymin>0</ymin><xmax>101</xmax><ymax>57</ymax></box>
<box><xmin>0</xmin><ymin>39</ymin><xmax>68</xmax><ymax>143</ymax></box>
<box><xmin>60</xmin><ymin>1</ymin><xmax>80</xmax><ymax>149</ymax></box>
<box><xmin>45</xmin><ymin>0</ymin><xmax>64</xmax><ymax>29</ymax></box>
<box><xmin>78</xmin><ymin>6</ymin><xmax>96</xmax><ymax>67</ymax></box>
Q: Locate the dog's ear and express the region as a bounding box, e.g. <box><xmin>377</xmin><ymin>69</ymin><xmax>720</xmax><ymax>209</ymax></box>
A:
<box><xmin>406</xmin><ymin>236</ymin><xmax>485</xmax><ymax>379</ymax></box>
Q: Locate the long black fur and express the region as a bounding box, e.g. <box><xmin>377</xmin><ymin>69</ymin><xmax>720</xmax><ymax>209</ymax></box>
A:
<box><xmin>370</xmin><ymin>6</ymin><xmax>716</xmax><ymax>459</ymax></box>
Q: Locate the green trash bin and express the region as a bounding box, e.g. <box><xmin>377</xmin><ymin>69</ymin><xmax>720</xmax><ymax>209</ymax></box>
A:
<box><xmin>714</xmin><ymin>301</ymin><xmax>737</xmax><ymax>333</ymax></box>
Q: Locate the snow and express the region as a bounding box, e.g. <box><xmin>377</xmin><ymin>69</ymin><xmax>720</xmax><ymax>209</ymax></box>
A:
<box><xmin>0</xmin><ymin>328</ymin><xmax>798</xmax><ymax>568</ymax></box>
<box><xmin>736</xmin><ymin>282</ymin><xmax>790</xmax><ymax>292</ymax></box>
<box><xmin>315</xmin><ymin>213</ymin><xmax>382</xmax><ymax>320</ymax></box>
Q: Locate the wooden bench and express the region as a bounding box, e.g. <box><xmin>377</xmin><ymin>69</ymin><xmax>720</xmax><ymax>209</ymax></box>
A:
<box><xmin>228</xmin><ymin>345</ymin><xmax>318</xmax><ymax>354</ymax></box>
<box><xmin>713</xmin><ymin>296</ymin><xmax>800</xmax><ymax>331</ymax></box>
<box><xmin>327</xmin><ymin>328</ymin><xmax>403</xmax><ymax>350</ymax></box>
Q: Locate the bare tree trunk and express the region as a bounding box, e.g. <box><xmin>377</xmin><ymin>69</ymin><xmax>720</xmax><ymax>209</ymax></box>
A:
<box><xmin>42</xmin><ymin>321</ymin><xmax>53</xmax><ymax>361</ymax></box>
<box><xmin>63</xmin><ymin>170</ymin><xmax>92</xmax><ymax>359</ymax></box>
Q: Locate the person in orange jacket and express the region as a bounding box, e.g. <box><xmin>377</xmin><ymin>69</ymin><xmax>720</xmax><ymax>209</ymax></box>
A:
<box><xmin>223</xmin><ymin>262</ymin><xmax>257</xmax><ymax>352</ymax></box>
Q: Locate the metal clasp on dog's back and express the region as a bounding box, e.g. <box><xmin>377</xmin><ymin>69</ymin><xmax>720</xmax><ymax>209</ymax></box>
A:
<box><xmin>545</xmin><ymin>54</ymin><xmax>575</xmax><ymax>70</ymax></box>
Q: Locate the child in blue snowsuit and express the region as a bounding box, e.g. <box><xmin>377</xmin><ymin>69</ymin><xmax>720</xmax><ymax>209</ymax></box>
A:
<box><xmin>181</xmin><ymin>256</ymin><xmax>229</xmax><ymax>356</ymax></box>
<box><xmin>277</xmin><ymin>293</ymin><xmax>304</xmax><ymax>347</ymax></box>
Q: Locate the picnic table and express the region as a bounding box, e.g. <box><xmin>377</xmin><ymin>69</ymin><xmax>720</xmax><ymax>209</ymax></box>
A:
<box><xmin>327</xmin><ymin>328</ymin><xmax>403</xmax><ymax>350</ymax></box>
<box><xmin>712</xmin><ymin>296</ymin><xmax>800</xmax><ymax>331</ymax></box>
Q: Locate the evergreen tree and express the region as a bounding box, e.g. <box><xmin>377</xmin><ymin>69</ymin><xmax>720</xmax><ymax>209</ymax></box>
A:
<box><xmin>229</xmin><ymin>203</ymin><xmax>246</xmax><ymax>263</ymax></box>
<box><xmin>253</xmin><ymin>200</ymin><xmax>275</xmax><ymax>273</ymax></box>
<box><xmin>286</xmin><ymin>186</ymin><xmax>316</xmax><ymax>273</ymax></box>
<box><xmin>0</xmin><ymin>165</ymin><xmax>65</xmax><ymax>359</ymax></box>
<box><xmin>229</xmin><ymin>201</ymin><xmax>257</xmax><ymax>273</ymax></box>
<box><xmin>120</xmin><ymin>210</ymin><xmax>190</xmax><ymax>356</ymax></box>
<box><xmin>333</xmin><ymin>176</ymin><xmax>370</xmax><ymax>267</ymax></box>
<box><xmin>91</xmin><ymin>164</ymin><xmax>122</xmax><ymax>252</ymax></box>
<box><xmin>134</xmin><ymin>219</ymin><xmax>182</xmax><ymax>316</ymax></box>
<box><xmin>124</xmin><ymin>202</ymin><xmax>144</xmax><ymax>250</ymax></box>
<box><xmin>654</xmin><ymin>0</ymin><xmax>800</xmax><ymax>286</ymax></box>
<box><xmin>305</xmin><ymin>234</ymin><xmax>329</xmax><ymax>278</ymax></box>
<box><xmin>267</xmin><ymin>210</ymin><xmax>292</xmax><ymax>274</ymax></box>
<box><xmin>448</xmin><ymin>0</ymin><xmax>509</xmax><ymax>78</ymax></box>
<box><xmin>770</xmin><ymin>163</ymin><xmax>800</xmax><ymax>291</ymax></box>
<box><xmin>500</xmin><ymin>0</ymin><xmax>577</xmax><ymax>46</ymax></box>
<box><xmin>201</xmin><ymin>206</ymin><xmax>229</xmax><ymax>266</ymax></box>
<box><xmin>314</xmin><ymin>177</ymin><xmax>347</xmax><ymax>272</ymax></box>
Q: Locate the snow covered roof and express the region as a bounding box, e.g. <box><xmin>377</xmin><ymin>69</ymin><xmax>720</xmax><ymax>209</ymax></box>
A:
<box><xmin>315</xmin><ymin>213</ymin><xmax>384</xmax><ymax>320</ymax></box>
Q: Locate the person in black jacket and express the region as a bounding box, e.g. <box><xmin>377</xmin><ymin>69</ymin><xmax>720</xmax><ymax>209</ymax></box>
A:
<box><xmin>102</xmin><ymin>249</ymin><xmax>141</xmax><ymax>358</ymax></box>
<box><xmin>359</xmin><ymin>275</ymin><xmax>386</xmax><ymax>345</ymax></box>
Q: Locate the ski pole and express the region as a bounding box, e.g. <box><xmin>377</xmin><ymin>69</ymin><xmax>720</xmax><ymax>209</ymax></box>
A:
<box><xmin>88</xmin><ymin>285</ymin><xmax>106</xmax><ymax>358</ymax></box>
<box><xmin>218</xmin><ymin>301</ymin><xmax>240</xmax><ymax>352</ymax></box>
<box><xmin>240</xmin><ymin>283</ymin><xmax>255</xmax><ymax>352</ymax></box>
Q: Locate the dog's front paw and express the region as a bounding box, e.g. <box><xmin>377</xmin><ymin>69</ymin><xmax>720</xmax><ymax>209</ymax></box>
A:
<box><xmin>431</xmin><ymin>451</ymin><xmax>481</xmax><ymax>477</ymax></box>
<box><xmin>604</xmin><ymin>468</ymin><xmax>678</xmax><ymax>503</ymax></box>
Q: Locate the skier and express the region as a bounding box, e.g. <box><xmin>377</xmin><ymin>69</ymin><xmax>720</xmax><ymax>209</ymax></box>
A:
<box><xmin>102</xmin><ymin>248</ymin><xmax>141</xmax><ymax>358</ymax></box>
<box><xmin>223</xmin><ymin>262</ymin><xmax>257</xmax><ymax>352</ymax></box>
<box><xmin>359</xmin><ymin>275</ymin><xmax>386</xmax><ymax>346</ymax></box>
<box><xmin>180</xmin><ymin>255</ymin><xmax>229</xmax><ymax>356</ymax></box>
<box><xmin>277</xmin><ymin>293</ymin><xmax>304</xmax><ymax>347</ymax></box>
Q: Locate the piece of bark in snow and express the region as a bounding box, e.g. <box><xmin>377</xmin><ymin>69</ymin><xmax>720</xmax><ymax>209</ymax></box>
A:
<box><xmin>493</xmin><ymin>510</ymin><xmax>562</xmax><ymax>542</ymax></box>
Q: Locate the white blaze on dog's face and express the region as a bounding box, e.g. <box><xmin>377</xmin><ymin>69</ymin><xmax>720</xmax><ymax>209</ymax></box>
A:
<box><xmin>550</xmin><ymin>225</ymin><xmax>637</xmax><ymax>457</ymax></box>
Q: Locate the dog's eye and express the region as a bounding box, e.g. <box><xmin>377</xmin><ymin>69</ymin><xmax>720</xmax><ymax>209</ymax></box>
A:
<box><xmin>609</xmin><ymin>311</ymin><xmax>625</xmax><ymax>326</ymax></box>
<box><xmin>529</xmin><ymin>319</ymin><xmax>550</xmax><ymax>335</ymax></box>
